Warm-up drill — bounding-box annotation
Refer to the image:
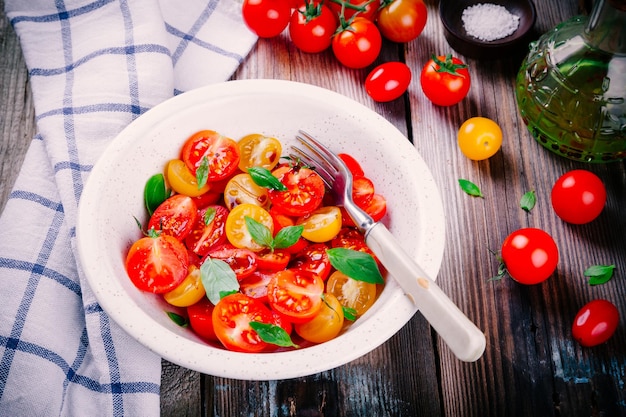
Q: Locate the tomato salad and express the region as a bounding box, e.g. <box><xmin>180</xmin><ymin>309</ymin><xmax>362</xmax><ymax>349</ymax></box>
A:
<box><xmin>125</xmin><ymin>130</ymin><xmax>388</xmax><ymax>353</ymax></box>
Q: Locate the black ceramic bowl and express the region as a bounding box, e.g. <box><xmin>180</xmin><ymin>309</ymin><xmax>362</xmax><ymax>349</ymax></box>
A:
<box><xmin>439</xmin><ymin>0</ymin><xmax>536</xmax><ymax>60</ymax></box>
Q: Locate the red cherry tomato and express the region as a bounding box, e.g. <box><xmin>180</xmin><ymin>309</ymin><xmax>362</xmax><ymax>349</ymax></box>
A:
<box><xmin>242</xmin><ymin>0</ymin><xmax>291</xmax><ymax>38</ymax></box>
<box><xmin>376</xmin><ymin>0</ymin><xmax>427</xmax><ymax>43</ymax></box>
<box><xmin>187</xmin><ymin>298</ymin><xmax>219</xmax><ymax>342</ymax></box>
<box><xmin>181</xmin><ymin>130</ymin><xmax>240</xmax><ymax>182</ymax></box>
<box><xmin>239</xmin><ymin>269</ymin><xmax>276</xmax><ymax>303</ymax></box>
<box><xmin>147</xmin><ymin>194</ymin><xmax>198</xmax><ymax>241</ymax></box>
<box><xmin>572</xmin><ymin>299</ymin><xmax>619</xmax><ymax>347</ymax></box>
<box><xmin>327</xmin><ymin>0</ymin><xmax>378</xmax><ymax>21</ymax></box>
<box><xmin>338</xmin><ymin>153</ymin><xmax>365</xmax><ymax>176</ymax></box>
<box><xmin>501</xmin><ymin>228</ymin><xmax>558</xmax><ymax>285</ymax></box>
<box><xmin>420</xmin><ymin>54</ymin><xmax>470</xmax><ymax>106</ymax></box>
<box><xmin>289</xmin><ymin>2</ymin><xmax>337</xmax><ymax>53</ymax></box>
<box><xmin>185</xmin><ymin>205</ymin><xmax>228</xmax><ymax>257</ymax></box>
<box><xmin>205</xmin><ymin>243</ymin><xmax>257</xmax><ymax>280</ymax></box>
<box><xmin>332</xmin><ymin>17</ymin><xmax>382</xmax><ymax>69</ymax></box>
<box><xmin>267</xmin><ymin>269</ymin><xmax>325</xmax><ymax>323</ymax></box>
<box><xmin>352</xmin><ymin>175</ymin><xmax>375</xmax><ymax>207</ymax></box>
<box><xmin>125</xmin><ymin>231</ymin><xmax>189</xmax><ymax>294</ymax></box>
<box><xmin>289</xmin><ymin>243</ymin><xmax>332</xmax><ymax>281</ymax></box>
<box><xmin>365</xmin><ymin>62</ymin><xmax>412</xmax><ymax>102</ymax></box>
<box><xmin>268</xmin><ymin>165</ymin><xmax>325</xmax><ymax>216</ymax></box>
<box><xmin>254</xmin><ymin>249</ymin><xmax>291</xmax><ymax>271</ymax></box>
<box><xmin>551</xmin><ymin>170</ymin><xmax>607</xmax><ymax>224</ymax></box>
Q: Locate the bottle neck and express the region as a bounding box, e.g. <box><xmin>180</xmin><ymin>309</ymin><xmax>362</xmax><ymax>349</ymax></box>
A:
<box><xmin>585</xmin><ymin>0</ymin><xmax>626</xmax><ymax>53</ymax></box>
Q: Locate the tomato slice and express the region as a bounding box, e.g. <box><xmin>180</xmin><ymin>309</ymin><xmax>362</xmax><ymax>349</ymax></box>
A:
<box><xmin>125</xmin><ymin>232</ymin><xmax>189</xmax><ymax>294</ymax></box>
<box><xmin>338</xmin><ymin>153</ymin><xmax>364</xmax><ymax>177</ymax></box>
<box><xmin>237</xmin><ymin>133</ymin><xmax>282</xmax><ymax>171</ymax></box>
<box><xmin>181</xmin><ymin>130</ymin><xmax>240</xmax><ymax>182</ymax></box>
<box><xmin>223</xmin><ymin>173</ymin><xmax>270</xmax><ymax>211</ymax></box>
<box><xmin>185</xmin><ymin>205</ymin><xmax>228</xmax><ymax>257</ymax></box>
<box><xmin>326</xmin><ymin>270</ymin><xmax>377</xmax><ymax>316</ymax></box>
<box><xmin>206</xmin><ymin>243</ymin><xmax>257</xmax><ymax>280</ymax></box>
<box><xmin>147</xmin><ymin>194</ymin><xmax>198</xmax><ymax>240</ymax></box>
<box><xmin>166</xmin><ymin>159</ymin><xmax>211</xmax><ymax>197</ymax></box>
<box><xmin>239</xmin><ymin>269</ymin><xmax>276</xmax><ymax>303</ymax></box>
<box><xmin>225</xmin><ymin>203</ymin><xmax>274</xmax><ymax>252</ymax></box>
<box><xmin>267</xmin><ymin>269</ymin><xmax>324</xmax><ymax>323</ymax></box>
<box><xmin>268</xmin><ymin>166</ymin><xmax>325</xmax><ymax>217</ymax></box>
<box><xmin>163</xmin><ymin>264</ymin><xmax>206</xmax><ymax>307</ymax></box>
<box><xmin>296</xmin><ymin>206</ymin><xmax>342</xmax><ymax>243</ymax></box>
<box><xmin>289</xmin><ymin>243</ymin><xmax>332</xmax><ymax>281</ymax></box>
<box><xmin>187</xmin><ymin>297</ymin><xmax>219</xmax><ymax>342</ymax></box>
<box><xmin>341</xmin><ymin>193</ymin><xmax>387</xmax><ymax>226</ymax></box>
<box><xmin>254</xmin><ymin>249</ymin><xmax>291</xmax><ymax>271</ymax></box>
<box><xmin>212</xmin><ymin>293</ymin><xmax>273</xmax><ymax>352</ymax></box>
<box><xmin>351</xmin><ymin>175</ymin><xmax>375</xmax><ymax>208</ymax></box>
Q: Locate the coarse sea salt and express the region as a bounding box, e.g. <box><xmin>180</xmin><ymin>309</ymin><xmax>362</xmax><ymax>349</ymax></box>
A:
<box><xmin>461</xmin><ymin>3</ymin><xmax>520</xmax><ymax>42</ymax></box>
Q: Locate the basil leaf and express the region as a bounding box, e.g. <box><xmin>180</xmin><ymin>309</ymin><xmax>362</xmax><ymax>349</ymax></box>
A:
<box><xmin>200</xmin><ymin>258</ymin><xmax>240</xmax><ymax>305</ymax></box>
<box><xmin>248</xmin><ymin>166</ymin><xmax>287</xmax><ymax>191</ymax></box>
<box><xmin>585</xmin><ymin>264</ymin><xmax>616</xmax><ymax>286</ymax></box>
<box><xmin>520</xmin><ymin>190</ymin><xmax>536</xmax><ymax>212</ymax></box>
<box><xmin>249</xmin><ymin>321</ymin><xmax>299</xmax><ymax>348</ymax></box>
<box><xmin>166</xmin><ymin>311</ymin><xmax>188</xmax><ymax>327</ymax></box>
<box><xmin>342</xmin><ymin>305</ymin><xmax>357</xmax><ymax>321</ymax></box>
<box><xmin>245</xmin><ymin>216</ymin><xmax>274</xmax><ymax>248</ymax></box>
<box><xmin>204</xmin><ymin>207</ymin><xmax>216</xmax><ymax>226</ymax></box>
<box><xmin>326</xmin><ymin>247</ymin><xmax>384</xmax><ymax>284</ymax></box>
<box><xmin>144</xmin><ymin>173</ymin><xmax>169</xmax><ymax>216</ymax></box>
<box><xmin>458</xmin><ymin>179</ymin><xmax>483</xmax><ymax>198</ymax></box>
<box><xmin>274</xmin><ymin>225</ymin><xmax>304</xmax><ymax>249</ymax></box>
<box><xmin>196</xmin><ymin>156</ymin><xmax>209</xmax><ymax>189</ymax></box>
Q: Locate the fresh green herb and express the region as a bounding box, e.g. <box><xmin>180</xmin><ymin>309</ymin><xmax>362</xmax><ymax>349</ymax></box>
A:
<box><xmin>196</xmin><ymin>156</ymin><xmax>210</xmax><ymax>189</ymax></box>
<box><xmin>249</xmin><ymin>321</ymin><xmax>299</xmax><ymax>348</ymax></box>
<box><xmin>200</xmin><ymin>258</ymin><xmax>240</xmax><ymax>305</ymax></box>
<box><xmin>326</xmin><ymin>247</ymin><xmax>384</xmax><ymax>284</ymax></box>
<box><xmin>458</xmin><ymin>179</ymin><xmax>483</xmax><ymax>198</ymax></box>
<box><xmin>342</xmin><ymin>305</ymin><xmax>357</xmax><ymax>321</ymax></box>
<box><xmin>204</xmin><ymin>207</ymin><xmax>216</xmax><ymax>225</ymax></box>
<box><xmin>488</xmin><ymin>248</ymin><xmax>507</xmax><ymax>281</ymax></box>
<box><xmin>585</xmin><ymin>264</ymin><xmax>616</xmax><ymax>286</ymax></box>
<box><xmin>167</xmin><ymin>311</ymin><xmax>188</xmax><ymax>327</ymax></box>
<box><xmin>144</xmin><ymin>173</ymin><xmax>169</xmax><ymax>216</ymax></box>
<box><xmin>246</xmin><ymin>216</ymin><xmax>303</xmax><ymax>251</ymax></box>
<box><xmin>520</xmin><ymin>190</ymin><xmax>536</xmax><ymax>212</ymax></box>
<box><xmin>248</xmin><ymin>166</ymin><xmax>288</xmax><ymax>191</ymax></box>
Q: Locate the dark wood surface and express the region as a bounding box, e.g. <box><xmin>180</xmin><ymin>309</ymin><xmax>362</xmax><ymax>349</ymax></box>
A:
<box><xmin>3</xmin><ymin>0</ymin><xmax>626</xmax><ymax>416</ymax></box>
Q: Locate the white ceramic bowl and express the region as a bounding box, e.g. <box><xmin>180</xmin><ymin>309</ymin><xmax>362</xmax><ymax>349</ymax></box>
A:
<box><xmin>76</xmin><ymin>79</ymin><xmax>445</xmax><ymax>380</ymax></box>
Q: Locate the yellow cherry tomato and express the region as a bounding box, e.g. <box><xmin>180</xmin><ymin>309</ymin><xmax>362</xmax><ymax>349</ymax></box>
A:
<box><xmin>296</xmin><ymin>206</ymin><xmax>342</xmax><ymax>243</ymax></box>
<box><xmin>457</xmin><ymin>117</ymin><xmax>503</xmax><ymax>160</ymax></box>
<box><xmin>163</xmin><ymin>265</ymin><xmax>206</xmax><ymax>307</ymax></box>
<box><xmin>225</xmin><ymin>203</ymin><xmax>274</xmax><ymax>252</ymax></box>
<box><xmin>223</xmin><ymin>173</ymin><xmax>270</xmax><ymax>211</ymax></box>
<box><xmin>294</xmin><ymin>293</ymin><xmax>344</xmax><ymax>343</ymax></box>
<box><xmin>326</xmin><ymin>270</ymin><xmax>377</xmax><ymax>316</ymax></box>
<box><xmin>237</xmin><ymin>133</ymin><xmax>282</xmax><ymax>171</ymax></box>
<box><xmin>166</xmin><ymin>159</ymin><xmax>211</xmax><ymax>197</ymax></box>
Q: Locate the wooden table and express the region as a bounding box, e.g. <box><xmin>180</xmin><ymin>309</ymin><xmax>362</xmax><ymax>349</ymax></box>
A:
<box><xmin>3</xmin><ymin>0</ymin><xmax>626</xmax><ymax>416</ymax></box>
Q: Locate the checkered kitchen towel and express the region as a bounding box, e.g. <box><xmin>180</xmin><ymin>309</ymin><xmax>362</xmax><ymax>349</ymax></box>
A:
<box><xmin>0</xmin><ymin>0</ymin><xmax>256</xmax><ymax>415</ymax></box>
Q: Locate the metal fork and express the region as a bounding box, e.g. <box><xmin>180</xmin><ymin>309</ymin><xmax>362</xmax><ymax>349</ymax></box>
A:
<box><xmin>293</xmin><ymin>130</ymin><xmax>486</xmax><ymax>362</ymax></box>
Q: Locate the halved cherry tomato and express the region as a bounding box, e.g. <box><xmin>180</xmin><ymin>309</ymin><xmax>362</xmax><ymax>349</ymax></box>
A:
<box><xmin>365</xmin><ymin>62</ymin><xmax>412</xmax><ymax>102</ymax></box>
<box><xmin>376</xmin><ymin>0</ymin><xmax>427</xmax><ymax>43</ymax></box>
<box><xmin>225</xmin><ymin>203</ymin><xmax>274</xmax><ymax>252</ymax></box>
<box><xmin>352</xmin><ymin>175</ymin><xmax>375</xmax><ymax>207</ymax></box>
<box><xmin>239</xmin><ymin>269</ymin><xmax>276</xmax><ymax>303</ymax></box>
<box><xmin>163</xmin><ymin>264</ymin><xmax>206</xmax><ymax>307</ymax></box>
<box><xmin>191</xmin><ymin>191</ymin><xmax>222</xmax><ymax>209</ymax></box>
<box><xmin>331</xmin><ymin>229</ymin><xmax>380</xmax><ymax>265</ymax></box>
<box><xmin>551</xmin><ymin>170</ymin><xmax>606</xmax><ymax>225</ymax></box>
<box><xmin>269</xmin><ymin>166</ymin><xmax>325</xmax><ymax>217</ymax></box>
<box><xmin>267</xmin><ymin>269</ymin><xmax>325</xmax><ymax>323</ymax></box>
<box><xmin>125</xmin><ymin>231</ymin><xmax>189</xmax><ymax>294</ymax></box>
<box><xmin>187</xmin><ymin>297</ymin><xmax>219</xmax><ymax>342</ymax></box>
<box><xmin>289</xmin><ymin>243</ymin><xmax>332</xmax><ymax>281</ymax></box>
<box><xmin>166</xmin><ymin>159</ymin><xmax>211</xmax><ymax>197</ymax></box>
<box><xmin>255</xmin><ymin>249</ymin><xmax>291</xmax><ymax>271</ymax></box>
<box><xmin>185</xmin><ymin>205</ymin><xmax>228</xmax><ymax>257</ymax></box>
<box><xmin>237</xmin><ymin>133</ymin><xmax>282</xmax><ymax>171</ymax></box>
<box><xmin>206</xmin><ymin>243</ymin><xmax>257</xmax><ymax>280</ymax></box>
<box><xmin>332</xmin><ymin>17</ymin><xmax>382</xmax><ymax>69</ymax></box>
<box><xmin>572</xmin><ymin>299</ymin><xmax>619</xmax><ymax>347</ymax></box>
<box><xmin>295</xmin><ymin>292</ymin><xmax>344</xmax><ymax>343</ymax></box>
<box><xmin>296</xmin><ymin>206</ymin><xmax>342</xmax><ymax>243</ymax></box>
<box><xmin>242</xmin><ymin>0</ymin><xmax>291</xmax><ymax>38</ymax></box>
<box><xmin>289</xmin><ymin>2</ymin><xmax>337</xmax><ymax>53</ymax></box>
<box><xmin>501</xmin><ymin>228</ymin><xmax>558</xmax><ymax>285</ymax></box>
<box><xmin>420</xmin><ymin>55</ymin><xmax>470</xmax><ymax>107</ymax></box>
<box><xmin>147</xmin><ymin>194</ymin><xmax>198</xmax><ymax>241</ymax></box>
<box><xmin>223</xmin><ymin>173</ymin><xmax>271</xmax><ymax>211</ymax></box>
<box><xmin>181</xmin><ymin>130</ymin><xmax>240</xmax><ymax>182</ymax></box>
<box><xmin>212</xmin><ymin>293</ymin><xmax>273</xmax><ymax>352</ymax></box>
<box><xmin>338</xmin><ymin>153</ymin><xmax>364</xmax><ymax>177</ymax></box>
<box><xmin>326</xmin><ymin>270</ymin><xmax>377</xmax><ymax>316</ymax></box>
<box><xmin>340</xmin><ymin>193</ymin><xmax>387</xmax><ymax>226</ymax></box>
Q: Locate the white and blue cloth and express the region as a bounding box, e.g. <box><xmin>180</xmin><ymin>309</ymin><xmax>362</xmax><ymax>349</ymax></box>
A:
<box><xmin>0</xmin><ymin>0</ymin><xmax>256</xmax><ymax>414</ymax></box>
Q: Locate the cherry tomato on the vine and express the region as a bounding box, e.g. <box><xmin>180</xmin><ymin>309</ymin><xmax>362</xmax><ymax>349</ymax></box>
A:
<box><xmin>501</xmin><ymin>228</ymin><xmax>558</xmax><ymax>285</ymax></box>
<box><xmin>242</xmin><ymin>0</ymin><xmax>291</xmax><ymax>38</ymax></box>
<box><xmin>326</xmin><ymin>0</ymin><xmax>378</xmax><ymax>21</ymax></box>
<box><xmin>457</xmin><ymin>117</ymin><xmax>503</xmax><ymax>160</ymax></box>
<box><xmin>289</xmin><ymin>2</ymin><xmax>337</xmax><ymax>53</ymax></box>
<box><xmin>572</xmin><ymin>299</ymin><xmax>619</xmax><ymax>347</ymax></box>
<box><xmin>420</xmin><ymin>54</ymin><xmax>470</xmax><ymax>106</ymax></box>
<box><xmin>365</xmin><ymin>62</ymin><xmax>412</xmax><ymax>102</ymax></box>
<box><xmin>332</xmin><ymin>17</ymin><xmax>382</xmax><ymax>69</ymax></box>
<box><xmin>376</xmin><ymin>0</ymin><xmax>427</xmax><ymax>43</ymax></box>
<box><xmin>551</xmin><ymin>170</ymin><xmax>606</xmax><ymax>225</ymax></box>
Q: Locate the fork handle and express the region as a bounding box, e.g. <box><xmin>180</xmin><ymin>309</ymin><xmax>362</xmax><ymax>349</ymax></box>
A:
<box><xmin>365</xmin><ymin>223</ymin><xmax>486</xmax><ymax>362</ymax></box>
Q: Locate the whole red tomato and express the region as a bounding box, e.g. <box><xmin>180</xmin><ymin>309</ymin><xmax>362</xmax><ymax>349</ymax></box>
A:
<box><xmin>242</xmin><ymin>0</ymin><xmax>292</xmax><ymax>38</ymax></box>
<box><xmin>572</xmin><ymin>299</ymin><xmax>619</xmax><ymax>347</ymax></box>
<box><xmin>365</xmin><ymin>62</ymin><xmax>412</xmax><ymax>102</ymax></box>
<box><xmin>420</xmin><ymin>54</ymin><xmax>470</xmax><ymax>106</ymax></box>
<box><xmin>289</xmin><ymin>2</ymin><xmax>337</xmax><ymax>53</ymax></box>
<box><xmin>500</xmin><ymin>228</ymin><xmax>558</xmax><ymax>285</ymax></box>
<box><xmin>551</xmin><ymin>169</ymin><xmax>606</xmax><ymax>224</ymax></box>
<box><xmin>327</xmin><ymin>0</ymin><xmax>379</xmax><ymax>21</ymax></box>
<box><xmin>332</xmin><ymin>17</ymin><xmax>382</xmax><ymax>69</ymax></box>
<box><xmin>376</xmin><ymin>0</ymin><xmax>427</xmax><ymax>43</ymax></box>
